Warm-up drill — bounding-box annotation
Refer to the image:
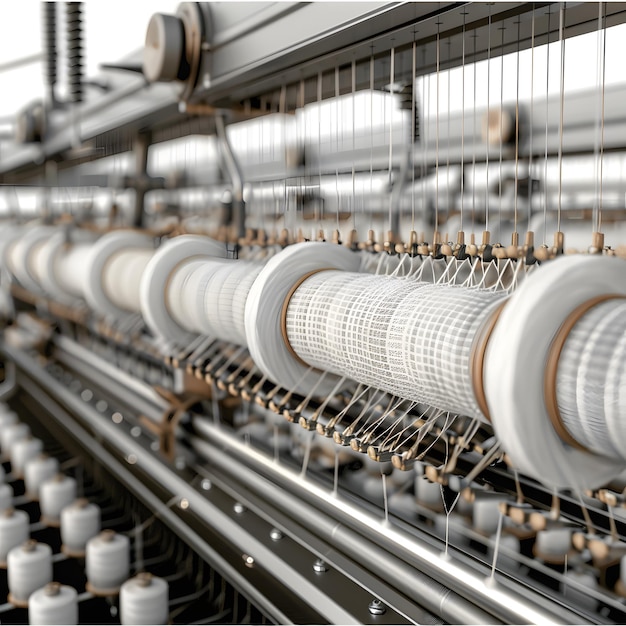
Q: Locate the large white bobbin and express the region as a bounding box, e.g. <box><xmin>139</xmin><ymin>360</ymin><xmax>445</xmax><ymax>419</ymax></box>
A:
<box><xmin>39</xmin><ymin>474</ymin><xmax>77</xmax><ymax>527</ymax></box>
<box><xmin>485</xmin><ymin>255</ymin><xmax>626</xmax><ymax>490</ymax></box>
<box><xmin>139</xmin><ymin>235</ymin><xmax>228</xmax><ymax>343</ymax></box>
<box><xmin>83</xmin><ymin>230</ymin><xmax>155</xmax><ymax>318</ymax></box>
<box><xmin>245</xmin><ymin>242</ymin><xmax>361</xmax><ymax>397</ymax></box>
<box><xmin>24</xmin><ymin>455</ymin><xmax>59</xmax><ymax>500</ymax></box>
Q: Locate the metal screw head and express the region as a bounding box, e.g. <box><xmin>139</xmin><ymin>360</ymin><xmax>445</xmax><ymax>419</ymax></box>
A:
<box><xmin>233</xmin><ymin>502</ymin><xmax>246</xmax><ymax>515</ymax></box>
<box><xmin>368</xmin><ymin>599</ymin><xmax>386</xmax><ymax>616</ymax></box>
<box><xmin>269</xmin><ymin>528</ymin><xmax>283</xmax><ymax>542</ymax></box>
<box><xmin>312</xmin><ymin>558</ymin><xmax>327</xmax><ymax>573</ymax></box>
<box><xmin>243</xmin><ymin>553</ymin><xmax>255</xmax><ymax>568</ymax></box>
<box><xmin>201</xmin><ymin>479</ymin><xmax>211</xmax><ymax>491</ymax></box>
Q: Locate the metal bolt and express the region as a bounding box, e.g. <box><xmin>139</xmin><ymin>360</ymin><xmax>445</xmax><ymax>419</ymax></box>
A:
<box><xmin>312</xmin><ymin>558</ymin><xmax>328</xmax><ymax>573</ymax></box>
<box><xmin>201</xmin><ymin>479</ymin><xmax>211</xmax><ymax>491</ymax></box>
<box><xmin>269</xmin><ymin>528</ymin><xmax>283</xmax><ymax>542</ymax></box>
<box><xmin>130</xmin><ymin>426</ymin><xmax>141</xmax><ymax>438</ymax></box>
<box><xmin>243</xmin><ymin>553</ymin><xmax>255</xmax><ymax>567</ymax></box>
<box><xmin>368</xmin><ymin>599</ymin><xmax>386</xmax><ymax>616</ymax></box>
<box><xmin>233</xmin><ymin>502</ymin><xmax>246</xmax><ymax>515</ymax></box>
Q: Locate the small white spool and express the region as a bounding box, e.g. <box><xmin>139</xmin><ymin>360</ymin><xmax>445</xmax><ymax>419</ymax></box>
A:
<box><xmin>561</xmin><ymin>570</ymin><xmax>598</xmax><ymax>613</ymax></box>
<box><xmin>61</xmin><ymin>499</ymin><xmax>100</xmax><ymax>557</ymax></box>
<box><xmin>1</xmin><ymin>422</ymin><xmax>30</xmax><ymax>459</ymax></box>
<box><xmin>0</xmin><ymin>483</ymin><xmax>13</xmax><ymax>512</ymax></box>
<box><xmin>414</xmin><ymin>476</ymin><xmax>444</xmax><ymax>512</ymax></box>
<box><xmin>39</xmin><ymin>474</ymin><xmax>77</xmax><ymax>526</ymax></box>
<box><xmin>0</xmin><ymin>509</ymin><xmax>29</xmax><ymax>565</ymax></box>
<box><xmin>28</xmin><ymin>582</ymin><xmax>78</xmax><ymax>625</ymax></box>
<box><xmin>86</xmin><ymin>530</ymin><xmax>130</xmax><ymax>595</ymax></box>
<box><xmin>10</xmin><ymin>437</ymin><xmax>43</xmax><ymax>478</ymax></box>
<box><xmin>120</xmin><ymin>573</ymin><xmax>169</xmax><ymax>625</ymax></box>
<box><xmin>24</xmin><ymin>455</ymin><xmax>59</xmax><ymax>500</ymax></box>
<box><xmin>472</xmin><ymin>498</ymin><xmax>505</xmax><ymax>535</ymax></box>
<box><xmin>7</xmin><ymin>540</ymin><xmax>53</xmax><ymax>606</ymax></box>
<box><xmin>534</xmin><ymin>528</ymin><xmax>572</xmax><ymax>560</ymax></box>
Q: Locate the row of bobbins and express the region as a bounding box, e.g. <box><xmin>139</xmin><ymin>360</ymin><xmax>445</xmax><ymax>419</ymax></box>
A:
<box><xmin>0</xmin><ymin>403</ymin><xmax>169</xmax><ymax>625</ymax></box>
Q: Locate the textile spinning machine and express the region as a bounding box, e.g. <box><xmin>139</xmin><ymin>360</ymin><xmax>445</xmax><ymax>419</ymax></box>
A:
<box><xmin>2</xmin><ymin>1</ymin><xmax>626</xmax><ymax>623</ymax></box>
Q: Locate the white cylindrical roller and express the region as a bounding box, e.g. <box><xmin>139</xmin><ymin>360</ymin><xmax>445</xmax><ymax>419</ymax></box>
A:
<box><xmin>120</xmin><ymin>573</ymin><xmax>169</xmax><ymax>625</ymax></box>
<box><xmin>28</xmin><ymin>582</ymin><xmax>78</xmax><ymax>625</ymax></box>
<box><xmin>86</xmin><ymin>530</ymin><xmax>130</xmax><ymax>593</ymax></box>
<box><xmin>139</xmin><ymin>235</ymin><xmax>228</xmax><ymax>343</ymax></box>
<box><xmin>101</xmin><ymin>248</ymin><xmax>154</xmax><ymax>313</ymax></box>
<box><xmin>84</xmin><ymin>230</ymin><xmax>156</xmax><ymax>318</ymax></box>
<box><xmin>166</xmin><ymin>257</ymin><xmax>263</xmax><ymax>345</ymax></box>
<box><xmin>24</xmin><ymin>455</ymin><xmax>59</xmax><ymax>499</ymax></box>
<box><xmin>61</xmin><ymin>499</ymin><xmax>100</xmax><ymax>556</ymax></box>
<box><xmin>7</xmin><ymin>540</ymin><xmax>53</xmax><ymax>604</ymax></box>
<box><xmin>534</xmin><ymin>528</ymin><xmax>572</xmax><ymax>559</ymax></box>
<box><xmin>6</xmin><ymin>226</ymin><xmax>55</xmax><ymax>293</ymax></box>
<box><xmin>53</xmin><ymin>242</ymin><xmax>92</xmax><ymax>299</ymax></box>
<box><xmin>1</xmin><ymin>422</ymin><xmax>30</xmax><ymax>457</ymax></box>
<box><xmin>0</xmin><ymin>483</ymin><xmax>13</xmax><ymax>512</ymax></box>
<box><xmin>39</xmin><ymin>475</ymin><xmax>77</xmax><ymax>525</ymax></box>
<box><xmin>10</xmin><ymin>437</ymin><xmax>43</xmax><ymax>477</ymax></box>
<box><xmin>0</xmin><ymin>509</ymin><xmax>30</xmax><ymax>564</ymax></box>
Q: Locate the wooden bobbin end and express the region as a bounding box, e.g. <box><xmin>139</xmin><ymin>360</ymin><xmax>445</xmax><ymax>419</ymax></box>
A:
<box><xmin>528</xmin><ymin>512</ymin><xmax>547</xmax><ymax>531</ymax></box>
<box><xmin>590</xmin><ymin>231</ymin><xmax>605</xmax><ymax>254</ymax></box>
<box><xmin>456</xmin><ymin>231</ymin><xmax>465</xmax><ymax>246</ymax></box>
<box><xmin>481</xmin><ymin>231</ymin><xmax>491</xmax><ymax>246</ymax></box>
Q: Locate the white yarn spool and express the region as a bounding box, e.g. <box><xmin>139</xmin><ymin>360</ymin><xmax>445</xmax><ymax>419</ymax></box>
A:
<box><xmin>561</xmin><ymin>570</ymin><xmax>598</xmax><ymax>612</ymax></box>
<box><xmin>534</xmin><ymin>528</ymin><xmax>572</xmax><ymax>558</ymax></box>
<box><xmin>10</xmin><ymin>437</ymin><xmax>43</xmax><ymax>477</ymax></box>
<box><xmin>0</xmin><ymin>509</ymin><xmax>30</xmax><ymax>564</ymax></box>
<box><xmin>0</xmin><ymin>483</ymin><xmax>13</xmax><ymax>512</ymax></box>
<box><xmin>1</xmin><ymin>422</ymin><xmax>30</xmax><ymax>457</ymax></box>
<box><xmin>60</xmin><ymin>499</ymin><xmax>100</xmax><ymax>556</ymax></box>
<box><xmin>7</xmin><ymin>540</ymin><xmax>53</xmax><ymax>604</ymax></box>
<box><xmin>39</xmin><ymin>474</ymin><xmax>77</xmax><ymax>525</ymax></box>
<box><xmin>101</xmin><ymin>248</ymin><xmax>154</xmax><ymax>313</ymax></box>
<box><xmin>28</xmin><ymin>582</ymin><xmax>78</xmax><ymax>625</ymax></box>
<box><xmin>120</xmin><ymin>573</ymin><xmax>169</xmax><ymax>625</ymax></box>
<box><xmin>86</xmin><ymin>530</ymin><xmax>130</xmax><ymax>593</ymax></box>
<box><xmin>24</xmin><ymin>455</ymin><xmax>59</xmax><ymax>499</ymax></box>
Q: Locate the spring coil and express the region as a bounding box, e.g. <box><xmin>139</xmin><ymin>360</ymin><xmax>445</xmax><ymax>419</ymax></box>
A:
<box><xmin>65</xmin><ymin>2</ymin><xmax>83</xmax><ymax>103</ymax></box>
<box><xmin>42</xmin><ymin>3</ymin><xmax>57</xmax><ymax>102</ymax></box>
